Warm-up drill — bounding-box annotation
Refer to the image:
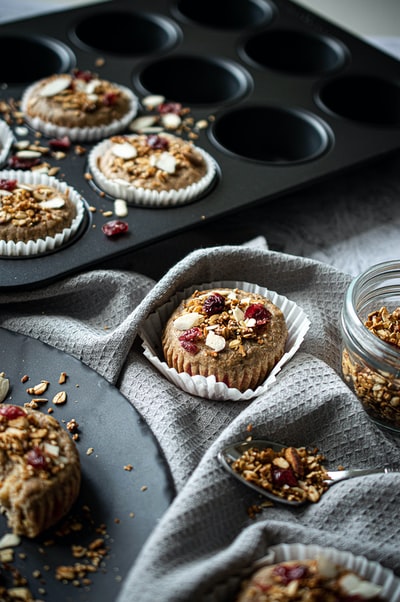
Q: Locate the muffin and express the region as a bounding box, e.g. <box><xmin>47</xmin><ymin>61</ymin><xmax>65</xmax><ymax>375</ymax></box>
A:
<box><xmin>162</xmin><ymin>287</ymin><xmax>288</xmax><ymax>392</ymax></box>
<box><xmin>236</xmin><ymin>556</ymin><xmax>386</xmax><ymax>601</ymax></box>
<box><xmin>88</xmin><ymin>132</ymin><xmax>217</xmax><ymax>206</ymax></box>
<box><xmin>21</xmin><ymin>69</ymin><xmax>138</xmax><ymax>142</ymax></box>
<box><xmin>0</xmin><ymin>404</ymin><xmax>81</xmax><ymax>538</ymax></box>
<box><xmin>0</xmin><ymin>170</ymin><xmax>84</xmax><ymax>256</ymax></box>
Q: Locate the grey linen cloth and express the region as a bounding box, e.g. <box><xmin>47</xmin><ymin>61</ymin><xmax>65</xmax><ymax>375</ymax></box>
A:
<box><xmin>0</xmin><ymin>246</ymin><xmax>400</xmax><ymax>601</ymax></box>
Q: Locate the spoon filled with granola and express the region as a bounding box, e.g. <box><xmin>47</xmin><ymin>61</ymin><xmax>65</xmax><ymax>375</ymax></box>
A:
<box><xmin>218</xmin><ymin>439</ymin><xmax>397</xmax><ymax>506</ymax></box>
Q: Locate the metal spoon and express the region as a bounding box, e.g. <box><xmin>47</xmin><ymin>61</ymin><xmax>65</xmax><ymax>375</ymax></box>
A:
<box><xmin>218</xmin><ymin>439</ymin><xmax>398</xmax><ymax>507</ymax></box>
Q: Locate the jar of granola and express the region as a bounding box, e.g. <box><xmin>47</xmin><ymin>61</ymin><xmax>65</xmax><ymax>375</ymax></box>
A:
<box><xmin>341</xmin><ymin>260</ymin><xmax>400</xmax><ymax>434</ymax></box>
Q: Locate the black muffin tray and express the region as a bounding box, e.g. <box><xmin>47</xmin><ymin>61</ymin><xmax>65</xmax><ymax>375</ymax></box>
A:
<box><xmin>0</xmin><ymin>0</ymin><xmax>399</xmax><ymax>290</ymax></box>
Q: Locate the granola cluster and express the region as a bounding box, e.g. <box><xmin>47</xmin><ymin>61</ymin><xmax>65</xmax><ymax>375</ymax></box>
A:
<box><xmin>170</xmin><ymin>289</ymin><xmax>282</xmax><ymax>355</ymax></box>
<box><xmin>342</xmin><ymin>306</ymin><xmax>400</xmax><ymax>429</ymax></box>
<box><xmin>231</xmin><ymin>445</ymin><xmax>329</xmax><ymax>503</ymax></box>
<box><xmin>98</xmin><ymin>133</ymin><xmax>207</xmax><ymax>191</ymax></box>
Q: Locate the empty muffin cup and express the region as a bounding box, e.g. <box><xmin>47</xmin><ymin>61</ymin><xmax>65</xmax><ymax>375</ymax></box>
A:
<box><xmin>242</xmin><ymin>28</ymin><xmax>347</xmax><ymax>75</ymax></box>
<box><xmin>136</xmin><ymin>55</ymin><xmax>251</xmax><ymax>105</ymax></box>
<box><xmin>174</xmin><ymin>0</ymin><xmax>274</xmax><ymax>30</ymax></box>
<box><xmin>70</xmin><ymin>10</ymin><xmax>179</xmax><ymax>56</ymax></box>
<box><xmin>0</xmin><ymin>34</ymin><xmax>74</xmax><ymax>85</ymax></box>
<box><xmin>318</xmin><ymin>75</ymin><xmax>400</xmax><ymax>126</ymax></box>
<box><xmin>211</xmin><ymin>105</ymin><xmax>331</xmax><ymax>163</ymax></box>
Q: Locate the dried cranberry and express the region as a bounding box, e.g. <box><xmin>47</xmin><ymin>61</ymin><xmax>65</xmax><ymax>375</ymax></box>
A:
<box><xmin>0</xmin><ymin>405</ymin><xmax>26</xmax><ymax>420</ymax></box>
<box><xmin>146</xmin><ymin>134</ymin><xmax>169</xmax><ymax>150</ymax></box>
<box><xmin>271</xmin><ymin>466</ymin><xmax>298</xmax><ymax>487</ymax></box>
<box><xmin>73</xmin><ymin>69</ymin><xmax>93</xmax><ymax>82</ymax></box>
<box><xmin>103</xmin><ymin>91</ymin><xmax>118</xmax><ymax>106</ymax></box>
<box><xmin>179</xmin><ymin>340</ymin><xmax>198</xmax><ymax>354</ymax></box>
<box><xmin>102</xmin><ymin>220</ymin><xmax>129</xmax><ymax>237</ymax></box>
<box><xmin>26</xmin><ymin>446</ymin><xmax>48</xmax><ymax>470</ymax></box>
<box><xmin>0</xmin><ymin>178</ymin><xmax>17</xmax><ymax>191</ymax></box>
<box><xmin>48</xmin><ymin>136</ymin><xmax>71</xmax><ymax>151</ymax></box>
<box><xmin>179</xmin><ymin>327</ymin><xmax>202</xmax><ymax>342</ymax></box>
<box><xmin>203</xmin><ymin>293</ymin><xmax>225</xmax><ymax>316</ymax></box>
<box><xmin>272</xmin><ymin>563</ymin><xmax>308</xmax><ymax>585</ymax></box>
<box><xmin>8</xmin><ymin>155</ymin><xmax>41</xmax><ymax>170</ymax></box>
<box><xmin>179</xmin><ymin>327</ymin><xmax>202</xmax><ymax>354</ymax></box>
<box><xmin>157</xmin><ymin>102</ymin><xmax>182</xmax><ymax>115</ymax></box>
<box><xmin>244</xmin><ymin>303</ymin><xmax>272</xmax><ymax>326</ymax></box>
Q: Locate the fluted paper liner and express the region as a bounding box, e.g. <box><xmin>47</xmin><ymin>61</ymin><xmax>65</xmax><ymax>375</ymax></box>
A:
<box><xmin>88</xmin><ymin>135</ymin><xmax>218</xmax><ymax>207</ymax></box>
<box><xmin>0</xmin><ymin>170</ymin><xmax>85</xmax><ymax>257</ymax></box>
<box><xmin>21</xmin><ymin>83</ymin><xmax>138</xmax><ymax>142</ymax></box>
<box><xmin>140</xmin><ymin>280</ymin><xmax>310</xmax><ymax>401</ymax></box>
<box><xmin>246</xmin><ymin>544</ymin><xmax>400</xmax><ymax>601</ymax></box>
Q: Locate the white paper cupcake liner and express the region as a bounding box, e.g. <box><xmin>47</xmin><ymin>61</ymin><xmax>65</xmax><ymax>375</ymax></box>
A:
<box><xmin>250</xmin><ymin>543</ymin><xmax>400</xmax><ymax>601</ymax></box>
<box><xmin>20</xmin><ymin>84</ymin><xmax>138</xmax><ymax>142</ymax></box>
<box><xmin>0</xmin><ymin>169</ymin><xmax>85</xmax><ymax>257</ymax></box>
<box><xmin>139</xmin><ymin>280</ymin><xmax>310</xmax><ymax>401</ymax></box>
<box><xmin>0</xmin><ymin>121</ymin><xmax>14</xmax><ymax>167</ymax></box>
<box><xmin>88</xmin><ymin>135</ymin><xmax>218</xmax><ymax>207</ymax></box>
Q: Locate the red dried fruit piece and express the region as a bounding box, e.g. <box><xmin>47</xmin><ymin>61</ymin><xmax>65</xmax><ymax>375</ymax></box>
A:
<box><xmin>102</xmin><ymin>220</ymin><xmax>129</xmax><ymax>237</ymax></box>
<box><xmin>203</xmin><ymin>293</ymin><xmax>225</xmax><ymax>316</ymax></box>
<box><xmin>179</xmin><ymin>327</ymin><xmax>202</xmax><ymax>342</ymax></box>
<box><xmin>179</xmin><ymin>340</ymin><xmax>198</xmax><ymax>354</ymax></box>
<box><xmin>0</xmin><ymin>405</ymin><xmax>26</xmax><ymax>419</ymax></box>
<box><xmin>272</xmin><ymin>563</ymin><xmax>309</xmax><ymax>585</ymax></box>
<box><xmin>157</xmin><ymin>102</ymin><xmax>182</xmax><ymax>115</ymax></box>
<box><xmin>179</xmin><ymin>327</ymin><xmax>202</xmax><ymax>354</ymax></box>
<box><xmin>26</xmin><ymin>446</ymin><xmax>48</xmax><ymax>470</ymax></box>
<box><xmin>103</xmin><ymin>91</ymin><xmax>118</xmax><ymax>106</ymax></box>
<box><xmin>0</xmin><ymin>178</ymin><xmax>17</xmax><ymax>191</ymax></box>
<box><xmin>271</xmin><ymin>466</ymin><xmax>298</xmax><ymax>487</ymax></box>
<box><xmin>73</xmin><ymin>69</ymin><xmax>93</xmax><ymax>82</ymax></box>
<box><xmin>244</xmin><ymin>303</ymin><xmax>272</xmax><ymax>326</ymax></box>
<box><xmin>8</xmin><ymin>155</ymin><xmax>41</xmax><ymax>170</ymax></box>
<box><xmin>146</xmin><ymin>134</ymin><xmax>169</xmax><ymax>150</ymax></box>
<box><xmin>48</xmin><ymin>136</ymin><xmax>71</xmax><ymax>151</ymax></box>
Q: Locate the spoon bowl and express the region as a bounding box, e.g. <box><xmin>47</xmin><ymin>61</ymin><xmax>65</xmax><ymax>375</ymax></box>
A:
<box><xmin>218</xmin><ymin>438</ymin><xmax>398</xmax><ymax>507</ymax></box>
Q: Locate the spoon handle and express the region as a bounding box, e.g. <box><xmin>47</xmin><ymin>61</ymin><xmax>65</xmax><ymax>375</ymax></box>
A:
<box><xmin>326</xmin><ymin>467</ymin><xmax>398</xmax><ymax>483</ymax></box>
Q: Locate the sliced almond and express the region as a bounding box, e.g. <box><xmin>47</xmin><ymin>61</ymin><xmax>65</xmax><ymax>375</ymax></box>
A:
<box><xmin>111</xmin><ymin>142</ymin><xmax>137</xmax><ymax>160</ymax></box>
<box><xmin>205</xmin><ymin>331</ymin><xmax>226</xmax><ymax>352</ymax></box>
<box><xmin>0</xmin><ymin>373</ymin><xmax>9</xmax><ymax>402</ymax></box>
<box><xmin>150</xmin><ymin>151</ymin><xmax>176</xmax><ymax>174</ymax></box>
<box><xmin>129</xmin><ymin>115</ymin><xmax>158</xmax><ymax>132</ymax></box>
<box><xmin>173</xmin><ymin>312</ymin><xmax>203</xmax><ymax>330</ymax></box>
<box><xmin>39</xmin><ymin>76</ymin><xmax>72</xmax><ymax>97</ymax></box>
<box><xmin>142</xmin><ymin>94</ymin><xmax>165</xmax><ymax>108</ymax></box>
<box><xmin>40</xmin><ymin>197</ymin><xmax>65</xmax><ymax>209</ymax></box>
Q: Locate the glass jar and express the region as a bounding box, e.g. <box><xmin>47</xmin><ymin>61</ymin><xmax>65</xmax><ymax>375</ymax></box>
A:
<box><xmin>340</xmin><ymin>260</ymin><xmax>400</xmax><ymax>435</ymax></box>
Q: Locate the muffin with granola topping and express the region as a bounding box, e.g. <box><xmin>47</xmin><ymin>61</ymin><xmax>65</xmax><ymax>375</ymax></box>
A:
<box><xmin>236</xmin><ymin>556</ymin><xmax>386</xmax><ymax>601</ymax></box>
<box><xmin>0</xmin><ymin>404</ymin><xmax>81</xmax><ymax>538</ymax></box>
<box><xmin>0</xmin><ymin>170</ymin><xmax>84</xmax><ymax>256</ymax></box>
<box><xmin>21</xmin><ymin>69</ymin><xmax>138</xmax><ymax>142</ymax></box>
<box><xmin>88</xmin><ymin>132</ymin><xmax>217</xmax><ymax>206</ymax></box>
<box><xmin>161</xmin><ymin>288</ymin><xmax>288</xmax><ymax>392</ymax></box>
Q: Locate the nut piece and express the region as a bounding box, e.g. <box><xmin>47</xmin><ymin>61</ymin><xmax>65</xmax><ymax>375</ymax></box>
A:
<box><xmin>26</xmin><ymin>380</ymin><xmax>49</xmax><ymax>395</ymax></box>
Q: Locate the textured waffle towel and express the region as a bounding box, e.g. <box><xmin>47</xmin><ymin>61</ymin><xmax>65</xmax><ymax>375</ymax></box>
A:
<box><xmin>1</xmin><ymin>246</ymin><xmax>399</xmax><ymax>601</ymax></box>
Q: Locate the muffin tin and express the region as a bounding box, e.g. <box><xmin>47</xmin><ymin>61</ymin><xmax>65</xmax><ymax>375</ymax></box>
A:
<box><xmin>0</xmin><ymin>0</ymin><xmax>399</xmax><ymax>290</ymax></box>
